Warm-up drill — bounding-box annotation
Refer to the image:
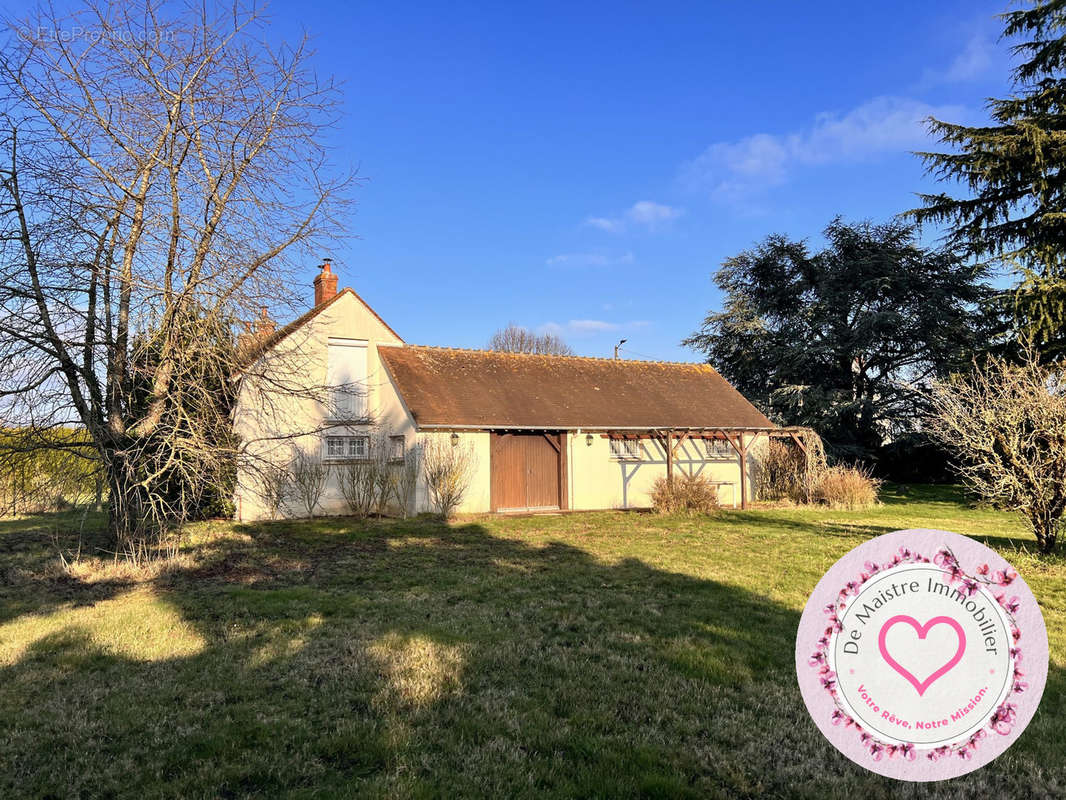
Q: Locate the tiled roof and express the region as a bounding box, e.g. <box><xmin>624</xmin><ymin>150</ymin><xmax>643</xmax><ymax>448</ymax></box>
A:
<box><xmin>379</xmin><ymin>345</ymin><xmax>775</xmax><ymax>430</ymax></box>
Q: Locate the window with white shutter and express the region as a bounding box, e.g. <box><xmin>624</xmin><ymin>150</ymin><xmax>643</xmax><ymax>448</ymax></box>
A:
<box><xmin>326</xmin><ymin>338</ymin><xmax>368</xmax><ymax>419</ymax></box>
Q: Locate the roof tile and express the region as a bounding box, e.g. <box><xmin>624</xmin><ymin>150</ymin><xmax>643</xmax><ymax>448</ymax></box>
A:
<box><xmin>378</xmin><ymin>346</ymin><xmax>775</xmax><ymax>429</ymax></box>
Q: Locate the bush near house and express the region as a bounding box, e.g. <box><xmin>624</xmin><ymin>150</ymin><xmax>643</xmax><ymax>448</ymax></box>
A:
<box><xmin>650</xmin><ymin>472</ymin><xmax>720</xmax><ymax>514</ymax></box>
<box><xmin>813</xmin><ymin>465</ymin><xmax>881</xmax><ymax>510</ymax></box>
<box><xmin>421</xmin><ymin>436</ymin><xmax>476</xmax><ymax>519</ymax></box>
<box><xmin>755</xmin><ymin>439</ymin><xmax>806</xmax><ymax>502</ymax></box>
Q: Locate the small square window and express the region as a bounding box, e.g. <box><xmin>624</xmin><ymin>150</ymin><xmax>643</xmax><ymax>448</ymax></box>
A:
<box><xmin>609</xmin><ymin>439</ymin><xmax>641</xmax><ymax>460</ymax></box>
<box><xmin>389</xmin><ymin>435</ymin><xmax>405</xmax><ymax>461</ymax></box>
<box><xmin>326</xmin><ymin>437</ymin><xmax>345</xmax><ymax>458</ymax></box>
<box><xmin>348</xmin><ymin>436</ymin><xmax>369</xmax><ymax>459</ymax></box>
<box><xmin>705</xmin><ymin>439</ymin><xmax>733</xmax><ymax>459</ymax></box>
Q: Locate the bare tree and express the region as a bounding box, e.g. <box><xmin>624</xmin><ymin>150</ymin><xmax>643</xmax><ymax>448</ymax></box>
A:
<box><xmin>488</xmin><ymin>324</ymin><xmax>574</xmax><ymax>356</ymax></box>
<box><xmin>0</xmin><ymin>1</ymin><xmax>350</xmax><ymax>553</ymax></box>
<box><xmin>259</xmin><ymin>462</ymin><xmax>290</xmax><ymax>522</ymax></box>
<box><xmin>335</xmin><ymin>426</ymin><xmax>396</xmax><ymax>518</ymax></box>
<box><xmin>337</xmin><ymin>459</ymin><xmax>376</xmax><ymax>519</ymax></box>
<box><xmin>421</xmin><ymin>436</ymin><xmax>476</xmax><ymax>519</ymax></box>
<box><xmin>392</xmin><ymin>443</ymin><xmax>421</xmax><ymax>519</ymax></box>
<box><xmin>288</xmin><ymin>450</ymin><xmax>328</xmax><ymax>519</ymax></box>
<box><xmin>928</xmin><ymin>351</ymin><xmax>1066</xmax><ymax>553</ymax></box>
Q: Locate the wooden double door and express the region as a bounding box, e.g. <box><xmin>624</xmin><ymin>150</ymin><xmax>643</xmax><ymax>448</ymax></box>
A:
<box><xmin>490</xmin><ymin>431</ymin><xmax>567</xmax><ymax>512</ymax></box>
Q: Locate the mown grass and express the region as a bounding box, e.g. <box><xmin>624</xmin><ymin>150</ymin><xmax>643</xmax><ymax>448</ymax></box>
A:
<box><xmin>0</xmin><ymin>485</ymin><xmax>1062</xmax><ymax>798</ymax></box>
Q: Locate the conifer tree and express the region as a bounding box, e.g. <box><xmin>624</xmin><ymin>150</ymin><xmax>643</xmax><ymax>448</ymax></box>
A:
<box><xmin>912</xmin><ymin>0</ymin><xmax>1066</xmax><ymax>357</ymax></box>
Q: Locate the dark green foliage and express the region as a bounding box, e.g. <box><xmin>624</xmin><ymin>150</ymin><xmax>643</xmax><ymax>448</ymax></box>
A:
<box><xmin>684</xmin><ymin>217</ymin><xmax>995</xmax><ymax>465</ymax></box>
<box><xmin>912</xmin><ymin>0</ymin><xmax>1066</xmax><ymax>357</ymax></box>
<box><xmin>126</xmin><ymin>311</ymin><xmax>239</xmax><ymax>522</ymax></box>
<box><xmin>875</xmin><ymin>433</ymin><xmax>954</xmax><ymax>485</ymax></box>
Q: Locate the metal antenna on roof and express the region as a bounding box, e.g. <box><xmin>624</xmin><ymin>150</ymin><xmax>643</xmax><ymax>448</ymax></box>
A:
<box><xmin>614</xmin><ymin>339</ymin><xmax>627</xmax><ymax>360</ymax></box>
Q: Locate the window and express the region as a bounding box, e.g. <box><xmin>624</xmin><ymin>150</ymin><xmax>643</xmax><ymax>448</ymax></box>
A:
<box><xmin>389</xmin><ymin>435</ymin><xmax>405</xmax><ymax>461</ymax></box>
<box><xmin>324</xmin><ymin>435</ymin><xmax>369</xmax><ymax>460</ymax></box>
<box><xmin>348</xmin><ymin>436</ymin><xmax>369</xmax><ymax>459</ymax></box>
<box><xmin>327</xmin><ymin>338</ymin><xmax>368</xmax><ymax>419</ymax></box>
<box><xmin>326</xmin><ymin>437</ymin><xmax>345</xmax><ymax>458</ymax></box>
<box><xmin>705</xmin><ymin>439</ymin><xmax>733</xmax><ymax>460</ymax></box>
<box><xmin>609</xmin><ymin>438</ymin><xmax>641</xmax><ymax>460</ymax></box>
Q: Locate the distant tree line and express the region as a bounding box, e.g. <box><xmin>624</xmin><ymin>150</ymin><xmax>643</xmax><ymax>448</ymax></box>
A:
<box><xmin>489</xmin><ymin>324</ymin><xmax>574</xmax><ymax>356</ymax></box>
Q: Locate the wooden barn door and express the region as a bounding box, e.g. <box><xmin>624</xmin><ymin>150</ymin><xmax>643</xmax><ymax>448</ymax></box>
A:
<box><xmin>491</xmin><ymin>432</ymin><xmax>564</xmax><ymax>512</ymax></box>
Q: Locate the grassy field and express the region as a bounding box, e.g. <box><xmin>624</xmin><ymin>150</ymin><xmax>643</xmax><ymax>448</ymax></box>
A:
<box><xmin>0</xmin><ymin>485</ymin><xmax>1063</xmax><ymax>798</ymax></box>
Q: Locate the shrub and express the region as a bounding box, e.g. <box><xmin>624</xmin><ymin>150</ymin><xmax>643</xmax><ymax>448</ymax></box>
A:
<box><xmin>421</xmin><ymin>436</ymin><xmax>476</xmax><ymax>519</ymax></box>
<box><xmin>927</xmin><ymin>350</ymin><xmax>1066</xmax><ymax>553</ymax></box>
<box><xmin>651</xmin><ymin>473</ymin><xmax>720</xmax><ymax>514</ymax></box>
<box><xmin>288</xmin><ymin>450</ymin><xmax>328</xmax><ymax>518</ymax></box>
<box><xmin>813</xmin><ymin>465</ymin><xmax>881</xmax><ymax>510</ymax></box>
<box><xmin>259</xmin><ymin>462</ymin><xmax>290</xmax><ymax>521</ymax></box>
<box><xmin>392</xmin><ymin>445</ymin><xmax>421</xmax><ymax>519</ymax></box>
<box><xmin>338</xmin><ymin>459</ymin><xmax>376</xmax><ymax>518</ymax></box>
<box><xmin>755</xmin><ymin>439</ymin><xmax>805</xmax><ymax>501</ymax></box>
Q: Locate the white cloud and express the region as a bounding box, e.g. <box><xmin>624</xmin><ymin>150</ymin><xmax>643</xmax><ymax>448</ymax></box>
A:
<box><xmin>584</xmin><ymin>216</ymin><xmax>625</xmax><ymax>233</ymax></box>
<box><xmin>919</xmin><ymin>33</ymin><xmax>999</xmax><ymax>87</ymax></box>
<box><xmin>681</xmin><ymin>96</ymin><xmax>968</xmax><ymax>198</ymax></box>
<box><xmin>545</xmin><ymin>251</ymin><xmax>635</xmax><ymax>267</ymax></box>
<box><xmin>583</xmin><ymin>201</ymin><xmax>683</xmax><ymax>234</ymax></box>
<box><xmin>942</xmin><ymin>34</ymin><xmax>996</xmax><ymax>82</ymax></box>
<box><xmin>626</xmin><ymin>201</ymin><xmax>682</xmax><ymax>226</ymax></box>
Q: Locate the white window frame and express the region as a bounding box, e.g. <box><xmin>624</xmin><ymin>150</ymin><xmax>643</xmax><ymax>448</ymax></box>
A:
<box><xmin>327</xmin><ymin>338</ymin><xmax>368</xmax><ymax>420</ymax></box>
<box><xmin>705</xmin><ymin>439</ymin><xmax>734</xmax><ymax>460</ymax></box>
<box><xmin>609</xmin><ymin>438</ymin><xmax>642</xmax><ymax>460</ymax></box>
<box><xmin>347</xmin><ymin>436</ymin><xmax>369</xmax><ymax>459</ymax></box>
<box><xmin>389</xmin><ymin>435</ymin><xmax>405</xmax><ymax>462</ymax></box>
<box><xmin>323</xmin><ymin>434</ymin><xmax>370</xmax><ymax>461</ymax></box>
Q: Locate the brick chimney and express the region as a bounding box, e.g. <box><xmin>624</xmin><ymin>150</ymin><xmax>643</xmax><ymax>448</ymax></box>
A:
<box><xmin>254</xmin><ymin>306</ymin><xmax>275</xmax><ymax>337</ymax></box>
<box><xmin>313</xmin><ymin>258</ymin><xmax>338</xmax><ymax>306</ymax></box>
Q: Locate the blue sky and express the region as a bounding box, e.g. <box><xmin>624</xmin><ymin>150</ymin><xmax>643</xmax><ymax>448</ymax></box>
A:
<box><xmin>12</xmin><ymin>0</ymin><xmax>1019</xmax><ymax>360</ymax></box>
<box><xmin>276</xmin><ymin>0</ymin><xmax>1015</xmax><ymax>360</ymax></box>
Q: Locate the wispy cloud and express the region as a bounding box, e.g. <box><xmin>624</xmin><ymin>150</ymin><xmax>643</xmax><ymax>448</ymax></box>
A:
<box><xmin>541</xmin><ymin>319</ymin><xmax>650</xmax><ymax>336</ymax></box>
<box><xmin>584</xmin><ymin>216</ymin><xmax>625</xmax><ymax>233</ymax></box>
<box><xmin>583</xmin><ymin>201</ymin><xmax>683</xmax><ymax>234</ymax></box>
<box><xmin>545</xmin><ymin>251</ymin><xmax>635</xmax><ymax>267</ymax></box>
<box><xmin>918</xmin><ymin>32</ymin><xmax>1001</xmax><ymax>88</ymax></box>
<box><xmin>681</xmin><ymin>96</ymin><xmax>968</xmax><ymax>199</ymax></box>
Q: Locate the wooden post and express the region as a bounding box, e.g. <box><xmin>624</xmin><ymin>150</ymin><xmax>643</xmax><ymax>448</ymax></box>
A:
<box><xmin>787</xmin><ymin>430</ymin><xmax>808</xmax><ymax>455</ymax></box>
<box><xmin>666</xmin><ymin>430</ymin><xmax>674</xmax><ymax>486</ymax></box>
<box><xmin>738</xmin><ymin>433</ymin><xmax>747</xmax><ymax>510</ymax></box>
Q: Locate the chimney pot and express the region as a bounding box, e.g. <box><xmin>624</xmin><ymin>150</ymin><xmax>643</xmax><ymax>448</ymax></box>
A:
<box><xmin>253</xmin><ymin>306</ymin><xmax>276</xmax><ymax>338</ymax></box>
<box><xmin>313</xmin><ymin>259</ymin><xmax>339</xmax><ymax>306</ymax></box>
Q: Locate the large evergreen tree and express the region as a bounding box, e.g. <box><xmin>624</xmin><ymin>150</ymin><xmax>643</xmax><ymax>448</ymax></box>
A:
<box><xmin>912</xmin><ymin>0</ymin><xmax>1066</xmax><ymax>357</ymax></box>
<box><xmin>684</xmin><ymin>218</ymin><xmax>995</xmax><ymax>465</ymax></box>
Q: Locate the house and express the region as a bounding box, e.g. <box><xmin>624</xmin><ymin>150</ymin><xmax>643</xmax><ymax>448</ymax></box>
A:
<box><xmin>232</xmin><ymin>262</ymin><xmax>777</xmax><ymax>520</ymax></box>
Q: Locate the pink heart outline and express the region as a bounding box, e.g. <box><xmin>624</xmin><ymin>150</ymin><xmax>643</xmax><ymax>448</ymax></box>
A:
<box><xmin>877</xmin><ymin>614</ymin><xmax>966</xmax><ymax>696</ymax></box>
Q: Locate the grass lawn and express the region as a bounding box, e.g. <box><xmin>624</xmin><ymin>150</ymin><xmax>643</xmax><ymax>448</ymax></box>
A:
<box><xmin>0</xmin><ymin>485</ymin><xmax>1063</xmax><ymax>798</ymax></box>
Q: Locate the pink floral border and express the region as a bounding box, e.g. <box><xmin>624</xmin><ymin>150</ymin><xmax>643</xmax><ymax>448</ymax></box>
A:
<box><xmin>807</xmin><ymin>545</ymin><xmax>1027</xmax><ymax>762</ymax></box>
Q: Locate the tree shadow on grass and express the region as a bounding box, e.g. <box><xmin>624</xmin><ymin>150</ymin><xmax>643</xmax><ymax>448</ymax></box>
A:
<box><xmin>0</xmin><ymin>515</ymin><xmax>1062</xmax><ymax>798</ymax></box>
